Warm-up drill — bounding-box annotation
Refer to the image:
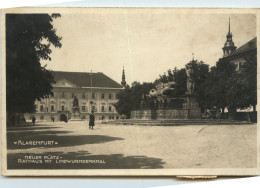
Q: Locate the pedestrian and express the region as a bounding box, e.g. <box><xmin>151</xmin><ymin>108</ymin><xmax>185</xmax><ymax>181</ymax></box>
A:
<box><xmin>32</xmin><ymin>115</ymin><xmax>36</xmax><ymax>126</ymax></box>
<box><xmin>89</xmin><ymin>111</ymin><xmax>95</xmax><ymax>130</ymax></box>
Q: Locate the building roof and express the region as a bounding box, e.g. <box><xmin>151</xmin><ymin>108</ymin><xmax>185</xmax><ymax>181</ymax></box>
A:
<box><xmin>228</xmin><ymin>37</ymin><xmax>257</xmax><ymax>57</ymax></box>
<box><xmin>51</xmin><ymin>71</ymin><xmax>123</xmax><ymax>89</ymax></box>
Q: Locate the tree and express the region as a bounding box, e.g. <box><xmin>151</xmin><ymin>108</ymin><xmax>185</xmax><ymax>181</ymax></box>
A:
<box><xmin>243</xmin><ymin>54</ymin><xmax>257</xmax><ymax>111</ymax></box>
<box><xmin>114</xmin><ymin>82</ymin><xmax>155</xmax><ymax>118</ymax></box>
<box><xmin>185</xmin><ymin>60</ymin><xmax>209</xmax><ymax>109</ymax></box>
<box><xmin>6</xmin><ymin>14</ymin><xmax>62</xmax><ymax>124</ymax></box>
<box><xmin>203</xmin><ymin>54</ymin><xmax>256</xmax><ymax>114</ymax></box>
<box><xmin>225</xmin><ymin>54</ymin><xmax>257</xmax><ymax>112</ymax></box>
<box><xmin>154</xmin><ymin>69</ymin><xmax>174</xmax><ymax>84</ymax></box>
<box><xmin>113</xmin><ymin>85</ymin><xmax>132</xmax><ymax>118</ymax></box>
<box><xmin>154</xmin><ymin>67</ymin><xmax>187</xmax><ymax>98</ymax></box>
<box><xmin>171</xmin><ymin>67</ymin><xmax>187</xmax><ymax>98</ymax></box>
<box><xmin>203</xmin><ymin>59</ymin><xmax>236</xmax><ymax>113</ymax></box>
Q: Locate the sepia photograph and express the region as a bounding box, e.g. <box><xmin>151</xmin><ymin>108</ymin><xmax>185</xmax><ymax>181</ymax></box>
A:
<box><xmin>1</xmin><ymin>8</ymin><xmax>259</xmax><ymax>176</ymax></box>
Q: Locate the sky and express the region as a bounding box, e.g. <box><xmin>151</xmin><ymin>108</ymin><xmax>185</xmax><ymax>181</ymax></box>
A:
<box><xmin>41</xmin><ymin>8</ymin><xmax>256</xmax><ymax>84</ymax></box>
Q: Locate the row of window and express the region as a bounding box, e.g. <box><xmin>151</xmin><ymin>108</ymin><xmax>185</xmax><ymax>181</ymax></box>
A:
<box><xmin>35</xmin><ymin>115</ymin><xmax>119</xmax><ymax>120</ymax></box>
<box><xmin>52</xmin><ymin>92</ymin><xmax>116</xmax><ymax>99</ymax></box>
<box><xmin>39</xmin><ymin>105</ymin><xmax>114</xmax><ymax>112</ymax></box>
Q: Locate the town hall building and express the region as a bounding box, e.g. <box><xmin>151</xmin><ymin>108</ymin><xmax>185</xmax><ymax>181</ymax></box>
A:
<box><xmin>24</xmin><ymin>69</ymin><xmax>126</xmax><ymax>122</ymax></box>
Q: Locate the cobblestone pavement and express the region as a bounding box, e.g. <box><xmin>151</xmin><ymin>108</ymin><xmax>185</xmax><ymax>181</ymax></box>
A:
<box><xmin>6</xmin><ymin>121</ymin><xmax>257</xmax><ymax>169</ymax></box>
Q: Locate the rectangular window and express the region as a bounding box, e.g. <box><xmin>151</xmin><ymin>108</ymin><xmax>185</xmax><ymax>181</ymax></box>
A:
<box><xmin>109</xmin><ymin>93</ymin><xmax>112</xmax><ymax>99</ymax></box>
<box><xmin>92</xmin><ymin>93</ymin><xmax>95</xmax><ymax>99</ymax></box>
<box><xmin>51</xmin><ymin>105</ymin><xmax>54</xmax><ymax>111</ymax></box>
<box><xmin>61</xmin><ymin>106</ymin><xmax>65</xmax><ymax>111</ymax></box>
<box><xmin>101</xmin><ymin>106</ymin><xmax>105</xmax><ymax>112</ymax></box>
<box><xmin>82</xmin><ymin>93</ymin><xmax>86</xmax><ymax>98</ymax></box>
<box><xmin>109</xmin><ymin>106</ymin><xmax>112</xmax><ymax>112</ymax></box>
<box><xmin>40</xmin><ymin>105</ymin><xmax>44</xmax><ymax>111</ymax></box>
<box><xmin>82</xmin><ymin>106</ymin><xmax>86</xmax><ymax>111</ymax></box>
<box><xmin>91</xmin><ymin>105</ymin><xmax>95</xmax><ymax>112</ymax></box>
<box><xmin>101</xmin><ymin>93</ymin><xmax>105</xmax><ymax>99</ymax></box>
<box><xmin>72</xmin><ymin>93</ymin><xmax>75</xmax><ymax>98</ymax></box>
<box><xmin>62</xmin><ymin>92</ymin><xmax>65</xmax><ymax>98</ymax></box>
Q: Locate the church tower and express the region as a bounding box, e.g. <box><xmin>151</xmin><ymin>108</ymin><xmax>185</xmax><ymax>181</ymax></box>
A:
<box><xmin>121</xmin><ymin>66</ymin><xmax>126</xmax><ymax>87</ymax></box>
<box><xmin>222</xmin><ymin>18</ymin><xmax>237</xmax><ymax>57</ymax></box>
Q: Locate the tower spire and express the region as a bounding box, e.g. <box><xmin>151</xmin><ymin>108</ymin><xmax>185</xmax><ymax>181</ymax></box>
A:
<box><xmin>228</xmin><ymin>17</ymin><xmax>230</xmax><ymax>34</ymax></box>
<box><xmin>121</xmin><ymin>66</ymin><xmax>126</xmax><ymax>87</ymax></box>
<box><xmin>222</xmin><ymin>17</ymin><xmax>236</xmax><ymax>57</ymax></box>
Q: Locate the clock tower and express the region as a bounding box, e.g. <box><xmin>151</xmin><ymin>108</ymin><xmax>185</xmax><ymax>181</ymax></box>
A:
<box><xmin>222</xmin><ymin>18</ymin><xmax>237</xmax><ymax>57</ymax></box>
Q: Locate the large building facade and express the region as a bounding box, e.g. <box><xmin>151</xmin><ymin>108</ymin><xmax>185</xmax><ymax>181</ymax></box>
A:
<box><xmin>24</xmin><ymin>71</ymin><xmax>125</xmax><ymax>122</ymax></box>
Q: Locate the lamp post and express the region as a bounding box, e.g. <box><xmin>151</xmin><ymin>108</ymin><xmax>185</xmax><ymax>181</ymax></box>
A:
<box><xmin>90</xmin><ymin>70</ymin><xmax>93</xmax><ymax>111</ymax></box>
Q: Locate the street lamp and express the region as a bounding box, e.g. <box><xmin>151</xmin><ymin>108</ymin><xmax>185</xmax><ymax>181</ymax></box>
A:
<box><xmin>90</xmin><ymin>70</ymin><xmax>93</xmax><ymax>112</ymax></box>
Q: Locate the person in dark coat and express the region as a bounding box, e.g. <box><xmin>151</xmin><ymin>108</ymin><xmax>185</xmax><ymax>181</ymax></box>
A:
<box><xmin>32</xmin><ymin>115</ymin><xmax>36</xmax><ymax>126</ymax></box>
<box><xmin>89</xmin><ymin>111</ymin><xmax>95</xmax><ymax>129</ymax></box>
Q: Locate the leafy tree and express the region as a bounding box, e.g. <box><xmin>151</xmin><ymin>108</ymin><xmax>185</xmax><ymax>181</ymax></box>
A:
<box><xmin>243</xmin><ymin>54</ymin><xmax>257</xmax><ymax>111</ymax></box>
<box><xmin>225</xmin><ymin>54</ymin><xmax>257</xmax><ymax>112</ymax></box>
<box><xmin>225</xmin><ymin>72</ymin><xmax>247</xmax><ymax>112</ymax></box>
<box><xmin>203</xmin><ymin>59</ymin><xmax>236</xmax><ymax>113</ymax></box>
<box><xmin>214</xmin><ymin>59</ymin><xmax>236</xmax><ymax>113</ymax></box>
<box><xmin>113</xmin><ymin>85</ymin><xmax>132</xmax><ymax>118</ymax></box>
<box><xmin>185</xmin><ymin>60</ymin><xmax>209</xmax><ymax>109</ymax></box>
<box><xmin>114</xmin><ymin>82</ymin><xmax>155</xmax><ymax>118</ymax></box>
<box><xmin>203</xmin><ymin>55</ymin><xmax>256</xmax><ymax>114</ymax></box>
<box><xmin>171</xmin><ymin>68</ymin><xmax>187</xmax><ymax>98</ymax></box>
<box><xmin>154</xmin><ymin>69</ymin><xmax>174</xmax><ymax>84</ymax></box>
<box><xmin>154</xmin><ymin>67</ymin><xmax>187</xmax><ymax>98</ymax></box>
<box><xmin>6</xmin><ymin>14</ymin><xmax>62</xmax><ymax>124</ymax></box>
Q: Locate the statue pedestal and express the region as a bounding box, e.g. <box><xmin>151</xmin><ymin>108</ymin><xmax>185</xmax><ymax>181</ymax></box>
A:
<box><xmin>70</xmin><ymin>107</ymin><xmax>82</xmax><ymax>121</ymax></box>
<box><xmin>185</xmin><ymin>95</ymin><xmax>201</xmax><ymax>119</ymax></box>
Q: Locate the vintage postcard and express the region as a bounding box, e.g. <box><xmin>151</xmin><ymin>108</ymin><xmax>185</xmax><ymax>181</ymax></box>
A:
<box><xmin>1</xmin><ymin>7</ymin><xmax>259</xmax><ymax>176</ymax></box>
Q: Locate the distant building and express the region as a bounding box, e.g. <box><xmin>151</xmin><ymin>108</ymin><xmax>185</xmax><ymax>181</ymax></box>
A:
<box><xmin>25</xmin><ymin>70</ymin><xmax>126</xmax><ymax>122</ymax></box>
<box><xmin>221</xmin><ymin>18</ymin><xmax>257</xmax><ymax>71</ymax></box>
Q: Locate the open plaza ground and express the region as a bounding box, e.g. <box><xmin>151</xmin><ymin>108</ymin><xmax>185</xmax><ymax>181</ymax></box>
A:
<box><xmin>6</xmin><ymin>121</ymin><xmax>257</xmax><ymax>169</ymax></box>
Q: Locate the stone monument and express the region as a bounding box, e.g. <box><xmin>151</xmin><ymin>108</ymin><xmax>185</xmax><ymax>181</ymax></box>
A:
<box><xmin>131</xmin><ymin>64</ymin><xmax>201</xmax><ymax>119</ymax></box>
<box><xmin>70</xmin><ymin>96</ymin><xmax>81</xmax><ymax>121</ymax></box>
<box><xmin>186</xmin><ymin>66</ymin><xmax>194</xmax><ymax>95</ymax></box>
<box><xmin>184</xmin><ymin>64</ymin><xmax>201</xmax><ymax>118</ymax></box>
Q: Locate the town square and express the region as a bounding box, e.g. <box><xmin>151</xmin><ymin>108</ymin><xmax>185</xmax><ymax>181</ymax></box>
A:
<box><xmin>7</xmin><ymin>120</ymin><xmax>257</xmax><ymax>169</ymax></box>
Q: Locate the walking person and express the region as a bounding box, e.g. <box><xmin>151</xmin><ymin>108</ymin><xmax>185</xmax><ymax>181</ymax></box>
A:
<box><xmin>89</xmin><ymin>111</ymin><xmax>95</xmax><ymax>130</ymax></box>
<box><xmin>32</xmin><ymin>115</ymin><xmax>36</xmax><ymax>126</ymax></box>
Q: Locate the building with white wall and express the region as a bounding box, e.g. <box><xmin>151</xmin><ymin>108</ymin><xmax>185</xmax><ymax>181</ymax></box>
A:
<box><xmin>24</xmin><ymin>71</ymin><xmax>125</xmax><ymax>122</ymax></box>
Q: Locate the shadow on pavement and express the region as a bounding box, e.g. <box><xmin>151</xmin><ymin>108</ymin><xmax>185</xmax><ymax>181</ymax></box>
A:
<box><xmin>7</xmin><ymin>126</ymin><xmax>61</xmax><ymax>131</ymax></box>
<box><xmin>7</xmin><ymin>151</ymin><xmax>165</xmax><ymax>169</ymax></box>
